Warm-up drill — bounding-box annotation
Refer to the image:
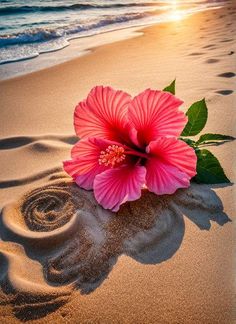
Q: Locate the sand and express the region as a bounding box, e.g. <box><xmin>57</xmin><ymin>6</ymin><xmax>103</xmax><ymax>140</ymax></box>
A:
<box><xmin>0</xmin><ymin>2</ymin><xmax>235</xmax><ymax>323</ymax></box>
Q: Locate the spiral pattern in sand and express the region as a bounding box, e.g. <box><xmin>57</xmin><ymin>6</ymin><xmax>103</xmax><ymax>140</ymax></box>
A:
<box><xmin>20</xmin><ymin>183</ymin><xmax>77</xmax><ymax>232</ymax></box>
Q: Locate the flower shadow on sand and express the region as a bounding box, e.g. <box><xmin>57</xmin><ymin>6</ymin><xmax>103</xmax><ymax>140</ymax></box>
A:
<box><xmin>0</xmin><ymin>175</ymin><xmax>231</xmax><ymax>321</ymax></box>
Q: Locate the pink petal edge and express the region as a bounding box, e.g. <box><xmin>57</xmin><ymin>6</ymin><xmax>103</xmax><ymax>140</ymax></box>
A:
<box><xmin>63</xmin><ymin>137</ymin><xmax>122</xmax><ymax>189</ymax></box>
<box><xmin>74</xmin><ymin>86</ymin><xmax>134</xmax><ymax>144</ymax></box>
<box><xmin>94</xmin><ymin>164</ymin><xmax>146</xmax><ymax>212</ymax></box>
<box><xmin>128</xmin><ymin>89</ymin><xmax>186</xmax><ymax>147</ymax></box>
<box><xmin>145</xmin><ymin>159</ymin><xmax>190</xmax><ymax>195</ymax></box>
<box><xmin>147</xmin><ymin>137</ymin><xmax>197</xmax><ymax>178</ymax></box>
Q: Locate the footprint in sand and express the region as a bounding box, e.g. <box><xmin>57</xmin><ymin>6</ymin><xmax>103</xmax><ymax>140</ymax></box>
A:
<box><xmin>215</xmin><ymin>90</ymin><xmax>234</xmax><ymax>95</ymax></box>
<box><xmin>188</xmin><ymin>52</ymin><xmax>205</xmax><ymax>56</ymax></box>
<box><xmin>217</xmin><ymin>72</ymin><xmax>235</xmax><ymax>78</ymax></box>
<box><xmin>0</xmin><ymin>177</ymin><xmax>231</xmax><ymax>320</ymax></box>
<box><xmin>205</xmin><ymin>58</ymin><xmax>220</xmax><ymax>64</ymax></box>
<box><xmin>220</xmin><ymin>39</ymin><xmax>234</xmax><ymax>43</ymax></box>
<box><xmin>202</xmin><ymin>44</ymin><xmax>216</xmax><ymax>49</ymax></box>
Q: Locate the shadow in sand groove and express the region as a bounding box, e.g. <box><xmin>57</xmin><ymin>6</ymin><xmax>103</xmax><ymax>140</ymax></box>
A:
<box><xmin>0</xmin><ymin>178</ymin><xmax>231</xmax><ymax>321</ymax></box>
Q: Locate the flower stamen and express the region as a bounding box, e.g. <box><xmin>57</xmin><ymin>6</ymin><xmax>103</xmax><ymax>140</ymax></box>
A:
<box><xmin>99</xmin><ymin>145</ymin><xmax>126</xmax><ymax>167</ymax></box>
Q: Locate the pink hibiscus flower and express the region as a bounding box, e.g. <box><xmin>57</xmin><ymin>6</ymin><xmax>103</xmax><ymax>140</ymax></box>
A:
<box><xmin>63</xmin><ymin>86</ymin><xmax>197</xmax><ymax>211</ymax></box>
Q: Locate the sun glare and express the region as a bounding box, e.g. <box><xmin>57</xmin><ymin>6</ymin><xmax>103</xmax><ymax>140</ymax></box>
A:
<box><xmin>169</xmin><ymin>0</ymin><xmax>184</xmax><ymax>22</ymax></box>
<box><xmin>169</xmin><ymin>10</ymin><xmax>184</xmax><ymax>21</ymax></box>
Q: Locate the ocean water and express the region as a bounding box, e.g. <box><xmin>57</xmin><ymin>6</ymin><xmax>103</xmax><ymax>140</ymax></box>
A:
<box><xmin>0</xmin><ymin>0</ymin><xmax>226</xmax><ymax>65</ymax></box>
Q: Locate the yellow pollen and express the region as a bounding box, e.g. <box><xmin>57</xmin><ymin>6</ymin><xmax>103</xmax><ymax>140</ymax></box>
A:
<box><xmin>99</xmin><ymin>145</ymin><xmax>126</xmax><ymax>167</ymax></box>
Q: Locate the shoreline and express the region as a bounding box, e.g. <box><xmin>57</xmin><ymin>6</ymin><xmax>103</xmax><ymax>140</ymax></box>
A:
<box><xmin>0</xmin><ymin>4</ymin><xmax>224</xmax><ymax>81</ymax></box>
<box><xmin>0</xmin><ymin>26</ymin><xmax>144</xmax><ymax>81</ymax></box>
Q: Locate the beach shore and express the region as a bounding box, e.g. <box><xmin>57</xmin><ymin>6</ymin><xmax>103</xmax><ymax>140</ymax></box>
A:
<box><xmin>0</xmin><ymin>2</ymin><xmax>235</xmax><ymax>323</ymax></box>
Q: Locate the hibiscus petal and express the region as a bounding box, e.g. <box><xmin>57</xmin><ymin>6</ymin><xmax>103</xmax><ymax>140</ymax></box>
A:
<box><xmin>63</xmin><ymin>158</ymin><xmax>83</xmax><ymax>179</ymax></box>
<box><xmin>147</xmin><ymin>137</ymin><xmax>197</xmax><ymax>178</ymax></box>
<box><xmin>146</xmin><ymin>160</ymin><xmax>190</xmax><ymax>195</ymax></box>
<box><xmin>145</xmin><ymin>137</ymin><xmax>197</xmax><ymax>195</ymax></box>
<box><xmin>63</xmin><ymin>138</ymin><xmax>115</xmax><ymax>189</ymax></box>
<box><xmin>63</xmin><ymin>158</ymin><xmax>106</xmax><ymax>190</ymax></box>
<box><xmin>94</xmin><ymin>165</ymin><xmax>146</xmax><ymax>211</ymax></box>
<box><xmin>74</xmin><ymin>86</ymin><xmax>133</xmax><ymax>143</ymax></box>
<box><xmin>69</xmin><ymin>138</ymin><xmax>104</xmax><ymax>175</ymax></box>
<box><xmin>75</xmin><ymin>168</ymin><xmax>103</xmax><ymax>190</ymax></box>
<box><xmin>128</xmin><ymin>89</ymin><xmax>186</xmax><ymax>146</ymax></box>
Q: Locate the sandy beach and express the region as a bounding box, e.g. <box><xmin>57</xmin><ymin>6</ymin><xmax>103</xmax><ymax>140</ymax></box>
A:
<box><xmin>0</xmin><ymin>2</ymin><xmax>235</xmax><ymax>323</ymax></box>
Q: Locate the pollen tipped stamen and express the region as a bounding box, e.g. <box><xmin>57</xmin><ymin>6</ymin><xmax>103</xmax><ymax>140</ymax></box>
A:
<box><xmin>99</xmin><ymin>145</ymin><xmax>126</xmax><ymax>167</ymax></box>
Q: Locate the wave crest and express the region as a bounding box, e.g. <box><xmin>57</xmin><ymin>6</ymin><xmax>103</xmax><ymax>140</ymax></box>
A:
<box><xmin>0</xmin><ymin>2</ymin><xmax>158</xmax><ymax>15</ymax></box>
<box><xmin>0</xmin><ymin>12</ymin><xmax>151</xmax><ymax>47</ymax></box>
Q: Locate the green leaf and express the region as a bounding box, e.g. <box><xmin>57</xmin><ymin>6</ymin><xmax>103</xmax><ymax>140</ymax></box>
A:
<box><xmin>179</xmin><ymin>137</ymin><xmax>196</xmax><ymax>147</ymax></box>
<box><xmin>181</xmin><ymin>99</ymin><xmax>208</xmax><ymax>136</ymax></box>
<box><xmin>194</xmin><ymin>149</ymin><xmax>230</xmax><ymax>184</ymax></box>
<box><xmin>196</xmin><ymin>133</ymin><xmax>235</xmax><ymax>145</ymax></box>
<box><xmin>163</xmin><ymin>79</ymin><xmax>176</xmax><ymax>95</ymax></box>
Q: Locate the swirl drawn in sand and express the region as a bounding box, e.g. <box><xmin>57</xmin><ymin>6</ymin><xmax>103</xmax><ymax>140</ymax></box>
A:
<box><xmin>0</xmin><ymin>175</ymin><xmax>231</xmax><ymax>321</ymax></box>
